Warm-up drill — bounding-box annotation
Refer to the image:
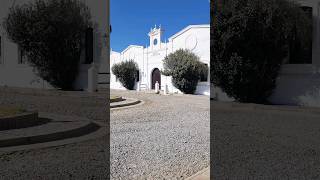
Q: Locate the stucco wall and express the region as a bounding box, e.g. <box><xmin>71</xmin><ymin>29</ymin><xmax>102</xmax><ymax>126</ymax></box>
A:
<box><xmin>170</xmin><ymin>25</ymin><xmax>210</xmax><ymax>95</ymax></box>
<box><xmin>211</xmin><ymin>0</ymin><xmax>320</xmax><ymax>107</ymax></box>
<box><xmin>0</xmin><ymin>0</ymin><xmax>109</xmax><ymax>91</ymax></box>
<box><xmin>110</xmin><ymin>25</ymin><xmax>210</xmax><ymax>96</ymax></box>
<box><xmin>0</xmin><ymin>29</ymin><xmax>53</xmax><ymax>89</ymax></box>
<box><xmin>269</xmin><ymin>0</ymin><xmax>320</xmax><ymax>106</ymax></box>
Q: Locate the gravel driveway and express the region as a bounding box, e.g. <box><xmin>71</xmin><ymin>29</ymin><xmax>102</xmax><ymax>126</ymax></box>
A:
<box><xmin>0</xmin><ymin>87</ymin><xmax>210</xmax><ymax>179</ymax></box>
<box><xmin>212</xmin><ymin>101</ymin><xmax>320</xmax><ymax>179</ymax></box>
<box><xmin>110</xmin><ymin>90</ymin><xmax>210</xmax><ymax>179</ymax></box>
<box><xmin>0</xmin><ymin>87</ymin><xmax>109</xmax><ymax>179</ymax></box>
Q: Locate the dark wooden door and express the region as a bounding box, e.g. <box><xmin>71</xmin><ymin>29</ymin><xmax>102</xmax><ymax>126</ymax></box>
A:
<box><xmin>151</xmin><ymin>68</ymin><xmax>161</xmax><ymax>90</ymax></box>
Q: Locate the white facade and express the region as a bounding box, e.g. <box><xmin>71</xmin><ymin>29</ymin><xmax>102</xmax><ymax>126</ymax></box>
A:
<box><xmin>269</xmin><ymin>0</ymin><xmax>320</xmax><ymax>106</ymax></box>
<box><xmin>110</xmin><ymin>24</ymin><xmax>210</xmax><ymax>95</ymax></box>
<box><xmin>0</xmin><ymin>0</ymin><xmax>110</xmax><ymax>91</ymax></box>
<box><xmin>212</xmin><ymin>0</ymin><xmax>320</xmax><ymax>107</ymax></box>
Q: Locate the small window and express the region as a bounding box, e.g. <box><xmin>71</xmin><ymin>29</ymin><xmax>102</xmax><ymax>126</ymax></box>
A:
<box><xmin>288</xmin><ymin>6</ymin><xmax>313</xmax><ymax>64</ymax></box>
<box><xmin>136</xmin><ymin>70</ymin><xmax>140</xmax><ymax>82</ymax></box>
<box><xmin>85</xmin><ymin>27</ymin><xmax>93</xmax><ymax>64</ymax></box>
<box><xmin>18</xmin><ymin>46</ymin><xmax>27</xmax><ymax>64</ymax></box>
<box><xmin>200</xmin><ymin>63</ymin><xmax>208</xmax><ymax>82</ymax></box>
<box><xmin>0</xmin><ymin>35</ymin><xmax>2</xmax><ymax>64</ymax></box>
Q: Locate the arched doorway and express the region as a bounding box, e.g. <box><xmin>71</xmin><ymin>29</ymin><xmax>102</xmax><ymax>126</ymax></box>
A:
<box><xmin>151</xmin><ymin>68</ymin><xmax>161</xmax><ymax>90</ymax></box>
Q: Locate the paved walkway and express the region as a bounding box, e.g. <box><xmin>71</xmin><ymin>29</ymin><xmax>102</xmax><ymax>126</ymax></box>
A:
<box><xmin>110</xmin><ymin>90</ymin><xmax>210</xmax><ymax>179</ymax></box>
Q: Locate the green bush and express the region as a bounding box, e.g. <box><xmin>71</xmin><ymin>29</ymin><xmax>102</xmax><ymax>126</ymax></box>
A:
<box><xmin>3</xmin><ymin>0</ymin><xmax>92</xmax><ymax>90</ymax></box>
<box><xmin>162</xmin><ymin>49</ymin><xmax>206</xmax><ymax>94</ymax></box>
<box><xmin>112</xmin><ymin>60</ymin><xmax>139</xmax><ymax>90</ymax></box>
<box><xmin>211</xmin><ymin>0</ymin><xmax>312</xmax><ymax>103</ymax></box>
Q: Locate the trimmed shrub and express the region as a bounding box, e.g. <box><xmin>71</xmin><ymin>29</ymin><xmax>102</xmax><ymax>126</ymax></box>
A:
<box><xmin>162</xmin><ymin>49</ymin><xmax>206</xmax><ymax>94</ymax></box>
<box><xmin>112</xmin><ymin>60</ymin><xmax>139</xmax><ymax>90</ymax></box>
<box><xmin>211</xmin><ymin>0</ymin><xmax>312</xmax><ymax>103</ymax></box>
<box><xmin>3</xmin><ymin>0</ymin><xmax>92</xmax><ymax>90</ymax></box>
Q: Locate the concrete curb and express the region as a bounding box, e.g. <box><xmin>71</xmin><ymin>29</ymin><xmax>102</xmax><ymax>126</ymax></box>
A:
<box><xmin>110</xmin><ymin>97</ymin><xmax>143</xmax><ymax>109</ymax></box>
<box><xmin>185</xmin><ymin>167</ymin><xmax>210</xmax><ymax>180</ymax></box>
<box><xmin>0</xmin><ymin>86</ymin><xmax>108</xmax><ymax>98</ymax></box>
<box><xmin>0</xmin><ymin>122</ymin><xmax>100</xmax><ymax>148</ymax></box>
<box><xmin>211</xmin><ymin>100</ymin><xmax>320</xmax><ymax>114</ymax></box>
<box><xmin>110</xmin><ymin>96</ymin><xmax>124</xmax><ymax>103</ymax></box>
<box><xmin>0</xmin><ymin>111</ymin><xmax>40</xmax><ymax>130</ymax></box>
<box><xmin>0</xmin><ymin>121</ymin><xmax>106</xmax><ymax>153</ymax></box>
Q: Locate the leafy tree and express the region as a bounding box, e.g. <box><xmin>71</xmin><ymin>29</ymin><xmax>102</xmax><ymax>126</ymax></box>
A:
<box><xmin>3</xmin><ymin>0</ymin><xmax>92</xmax><ymax>90</ymax></box>
<box><xmin>211</xmin><ymin>0</ymin><xmax>312</xmax><ymax>103</ymax></box>
<box><xmin>112</xmin><ymin>60</ymin><xmax>139</xmax><ymax>90</ymax></box>
<box><xmin>162</xmin><ymin>49</ymin><xmax>206</xmax><ymax>94</ymax></box>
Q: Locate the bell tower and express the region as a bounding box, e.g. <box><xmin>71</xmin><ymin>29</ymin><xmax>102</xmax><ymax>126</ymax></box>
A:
<box><xmin>148</xmin><ymin>25</ymin><xmax>163</xmax><ymax>50</ymax></box>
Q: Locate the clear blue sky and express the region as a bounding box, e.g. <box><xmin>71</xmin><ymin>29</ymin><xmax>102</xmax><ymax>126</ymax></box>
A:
<box><xmin>110</xmin><ymin>0</ymin><xmax>210</xmax><ymax>52</ymax></box>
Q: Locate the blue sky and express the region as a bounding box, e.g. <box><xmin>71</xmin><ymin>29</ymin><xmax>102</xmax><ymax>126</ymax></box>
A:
<box><xmin>110</xmin><ymin>0</ymin><xmax>210</xmax><ymax>52</ymax></box>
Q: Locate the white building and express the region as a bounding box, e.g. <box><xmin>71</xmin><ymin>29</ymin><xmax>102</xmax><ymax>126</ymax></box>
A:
<box><xmin>0</xmin><ymin>0</ymin><xmax>110</xmax><ymax>91</ymax></box>
<box><xmin>110</xmin><ymin>24</ymin><xmax>210</xmax><ymax>95</ymax></box>
<box><xmin>212</xmin><ymin>0</ymin><xmax>320</xmax><ymax>107</ymax></box>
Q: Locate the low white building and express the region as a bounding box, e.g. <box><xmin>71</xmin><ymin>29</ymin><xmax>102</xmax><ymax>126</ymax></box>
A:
<box><xmin>0</xmin><ymin>0</ymin><xmax>110</xmax><ymax>91</ymax></box>
<box><xmin>212</xmin><ymin>0</ymin><xmax>320</xmax><ymax>106</ymax></box>
<box><xmin>110</xmin><ymin>24</ymin><xmax>210</xmax><ymax>95</ymax></box>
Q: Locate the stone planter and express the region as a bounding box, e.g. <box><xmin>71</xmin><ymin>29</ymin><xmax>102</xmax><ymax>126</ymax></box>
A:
<box><xmin>110</xmin><ymin>96</ymin><xmax>124</xmax><ymax>103</ymax></box>
<box><xmin>0</xmin><ymin>111</ymin><xmax>40</xmax><ymax>130</ymax></box>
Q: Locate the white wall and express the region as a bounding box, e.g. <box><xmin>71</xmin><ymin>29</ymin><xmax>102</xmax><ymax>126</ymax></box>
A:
<box><xmin>110</xmin><ymin>25</ymin><xmax>211</xmax><ymax>96</ymax></box>
<box><xmin>110</xmin><ymin>51</ymin><xmax>126</xmax><ymax>90</ymax></box>
<box><xmin>0</xmin><ymin>0</ymin><xmax>51</xmax><ymax>89</ymax></box>
<box><xmin>269</xmin><ymin>0</ymin><xmax>320</xmax><ymax>106</ymax></box>
<box><xmin>0</xmin><ymin>0</ymin><xmax>109</xmax><ymax>91</ymax></box>
<box><xmin>211</xmin><ymin>0</ymin><xmax>320</xmax><ymax>106</ymax></box>
<box><xmin>211</xmin><ymin>85</ymin><xmax>234</xmax><ymax>101</ymax></box>
<box><xmin>170</xmin><ymin>25</ymin><xmax>210</xmax><ymax>95</ymax></box>
<box><xmin>0</xmin><ymin>27</ymin><xmax>53</xmax><ymax>89</ymax></box>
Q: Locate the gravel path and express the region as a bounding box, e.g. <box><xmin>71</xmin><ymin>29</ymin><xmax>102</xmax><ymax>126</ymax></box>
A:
<box><xmin>0</xmin><ymin>87</ymin><xmax>210</xmax><ymax>179</ymax></box>
<box><xmin>0</xmin><ymin>87</ymin><xmax>109</xmax><ymax>179</ymax></box>
<box><xmin>110</xmin><ymin>90</ymin><xmax>210</xmax><ymax>179</ymax></box>
<box><xmin>212</xmin><ymin>101</ymin><xmax>320</xmax><ymax>179</ymax></box>
<box><xmin>0</xmin><ymin>136</ymin><xmax>108</xmax><ymax>179</ymax></box>
<box><xmin>0</xmin><ymin>87</ymin><xmax>109</xmax><ymax>123</ymax></box>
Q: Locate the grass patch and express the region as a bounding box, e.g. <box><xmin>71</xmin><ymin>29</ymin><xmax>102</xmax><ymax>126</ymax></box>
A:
<box><xmin>0</xmin><ymin>106</ymin><xmax>26</xmax><ymax>118</ymax></box>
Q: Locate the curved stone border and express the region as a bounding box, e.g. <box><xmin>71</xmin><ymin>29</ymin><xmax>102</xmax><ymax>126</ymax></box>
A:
<box><xmin>110</xmin><ymin>96</ymin><xmax>124</xmax><ymax>103</ymax></box>
<box><xmin>0</xmin><ymin>111</ymin><xmax>44</xmax><ymax>130</ymax></box>
<box><xmin>185</xmin><ymin>167</ymin><xmax>210</xmax><ymax>180</ymax></box>
<box><xmin>212</xmin><ymin>101</ymin><xmax>320</xmax><ymax>114</ymax></box>
<box><xmin>110</xmin><ymin>97</ymin><xmax>143</xmax><ymax>109</ymax></box>
<box><xmin>0</xmin><ymin>121</ymin><xmax>106</xmax><ymax>153</ymax></box>
<box><xmin>0</xmin><ymin>122</ymin><xmax>100</xmax><ymax>148</ymax></box>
